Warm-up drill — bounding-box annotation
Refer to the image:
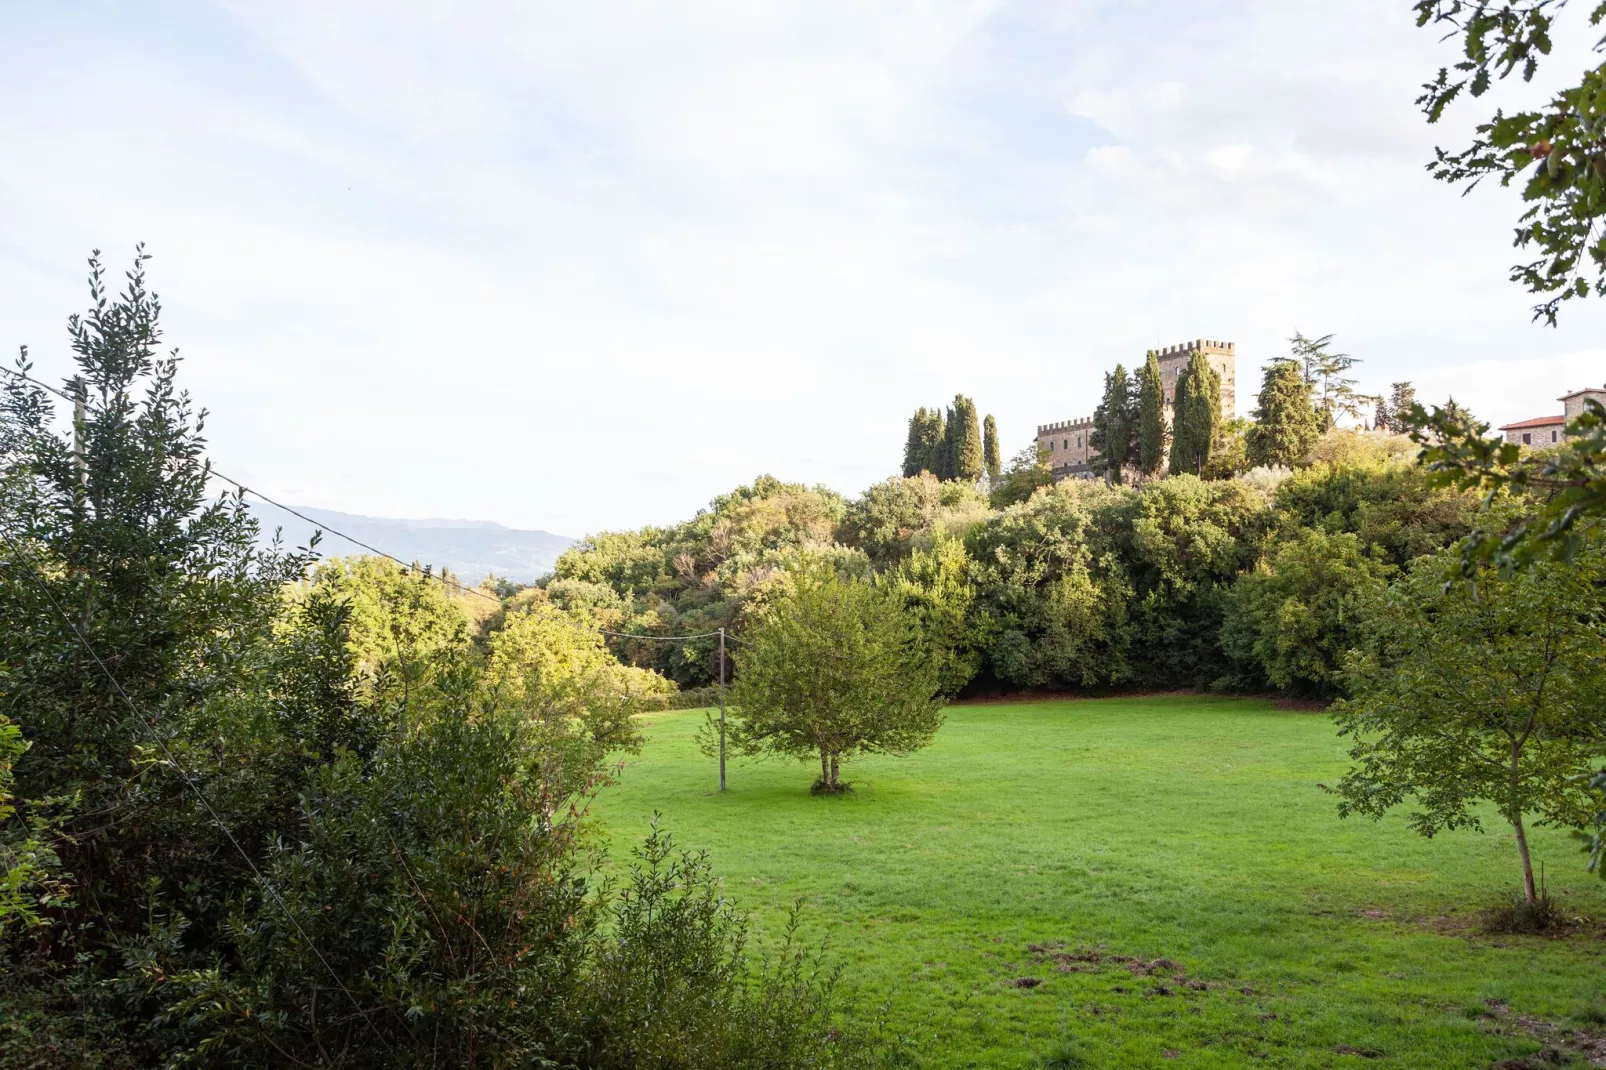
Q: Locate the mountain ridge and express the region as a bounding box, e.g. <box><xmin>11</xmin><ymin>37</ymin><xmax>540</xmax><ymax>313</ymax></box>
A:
<box><xmin>249</xmin><ymin>502</ymin><xmax>573</xmax><ymax>585</ymax></box>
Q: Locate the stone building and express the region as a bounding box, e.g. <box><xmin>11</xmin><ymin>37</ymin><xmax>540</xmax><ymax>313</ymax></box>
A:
<box><xmin>1038</xmin><ymin>417</ymin><xmax>1096</xmax><ymax>476</ymax></box>
<box><xmin>1037</xmin><ymin>339</ymin><xmax>1236</xmax><ymax>478</ymax></box>
<box><xmin>1498</xmin><ymin>382</ymin><xmax>1606</xmax><ymax>447</ymax></box>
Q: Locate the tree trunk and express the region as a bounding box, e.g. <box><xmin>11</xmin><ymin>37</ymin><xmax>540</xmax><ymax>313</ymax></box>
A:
<box><xmin>1512</xmin><ymin>811</ymin><xmax>1538</xmax><ymax>905</ymax></box>
<box><xmin>819</xmin><ymin>748</ymin><xmax>830</xmax><ymax>789</ymax></box>
<box><xmin>1509</xmin><ymin>741</ymin><xmax>1537</xmax><ymax>904</ymax></box>
<box><xmin>829</xmin><ymin>754</ymin><xmax>840</xmax><ymax>789</ymax></box>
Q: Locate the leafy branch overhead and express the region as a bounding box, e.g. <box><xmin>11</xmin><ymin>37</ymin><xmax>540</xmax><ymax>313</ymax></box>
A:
<box><xmin>1416</xmin><ymin>0</ymin><xmax>1606</xmax><ymax>323</ymax></box>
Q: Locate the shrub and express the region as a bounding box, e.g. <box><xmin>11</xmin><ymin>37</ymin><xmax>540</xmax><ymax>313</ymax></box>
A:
<box><xmin>1220</xmin><ymin>529</ymin><xmax>1390</xmax><ymax>697</ymax></box>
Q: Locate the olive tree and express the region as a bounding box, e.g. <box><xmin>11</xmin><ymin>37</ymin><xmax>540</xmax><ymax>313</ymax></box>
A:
<box><xmin>726</xmin><ymin>559</ymin><xmax>943</xmax><ymax>793</ymax></box>
<box><xmin>1333</xmin><ymin>536</ymin><xmax>1606</xmax><ymax>904</ymax></box>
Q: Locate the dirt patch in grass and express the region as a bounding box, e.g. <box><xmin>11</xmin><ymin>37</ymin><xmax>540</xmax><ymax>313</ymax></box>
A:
<box><xmin>1382</xmin><ymin>900</ymin><xmax>1602</xmax><ymax>944</ymax></box>
<box><xmin>1478</xmin><ymin>998</ymin><xmax>1606</xmax><ymax>1068</ymax></box>
<box><xmin>1025</xmin><ymin>943</ymin><xmax>1213</xmax><ymax>993</ymax></box>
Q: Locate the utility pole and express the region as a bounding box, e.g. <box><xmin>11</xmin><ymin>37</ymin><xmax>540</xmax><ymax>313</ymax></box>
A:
<box><xmin>717</xmin><ymin>626</ymin><xmax>727</xmax><ymax>792</ymax></box>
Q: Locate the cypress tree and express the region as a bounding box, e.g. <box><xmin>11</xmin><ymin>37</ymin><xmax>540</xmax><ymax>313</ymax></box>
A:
<box><xmin>902</xmin><ymin>409</ymin><xmax>927</xmax><ymax>477</ymax></box>
<box><xmin>1089</xmin><ymin>364</ymin><xmax>1137</xmax><ymax>484</ymax></box>
<box><xmin>1168</xmin><ymin>352</ymin><xmax>1220</xmax><ymax>476</ymax></box>
<box><xmin>947</xmin><ymin>394</ymin><xmax>984</xmax><ymax>483</ymax></box>
<box><xmin>926</xmin><ymin>408</ymin><xmax>947</xmax><ymax>476</ymax></box>
<box><xmin>1137</xmin><ymin>350</ymin><xmax>1166</xmax><ymax>477</ymax></box>
<box><xmin>1245</xmin><ymin>360</ymin><xmax>1321</xmax><ymax>467</ymax></box>
<box><xmin>982</xmin><ymin>414</ymin><xmax>1001</xmax><ymax>483</ymax></box>
<box><xmin>902</xmin><ymin>408</ymin><xmax>945</xmax><ymax>477</ymax></box>
<box><xmin>932</xmin><ymin>405</ymin><xmax>953</xmax><ymax>480</ymax></box>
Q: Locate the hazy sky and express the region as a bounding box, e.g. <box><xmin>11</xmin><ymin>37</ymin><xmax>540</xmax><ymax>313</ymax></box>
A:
<box><xmin>5</xmin><ymin>1</ymin><xmax>1606</xmax><ymax>537</ymax></box>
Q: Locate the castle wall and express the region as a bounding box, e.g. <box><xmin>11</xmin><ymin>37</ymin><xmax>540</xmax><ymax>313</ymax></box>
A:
<box><xmin>1037</xmin><ymin>417</ymin><xmax>1096</xmax><ymax>478</ymax></box>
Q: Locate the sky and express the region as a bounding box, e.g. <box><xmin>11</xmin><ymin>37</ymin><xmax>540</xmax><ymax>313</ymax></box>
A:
<box><xmin>5</xmin><ymin>0</ymin><xmax>1606</xmax><ymax>537</ymax></box>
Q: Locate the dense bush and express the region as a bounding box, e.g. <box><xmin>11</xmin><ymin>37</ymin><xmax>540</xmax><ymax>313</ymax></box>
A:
<box><xmin>1273</xmin><ymin>460</ymin><xmax>1477</xmax><ymax>567</ymax></box>
<box><xmin>1220</xmin><ymin>529</ymin><xmax>1391</xmax><ymax>697</ymax></box>
<box><xmin>842</xmin><ymin>473</ymin><xmax>984</xmax><ymax>568</ymax></box>
<box><xmin>965</xmin><ymin>479</ymin><xmax>1135</xmax><ymax>689</ymax></box>
<box><xmin>1113</xmin><ymin>475</ymin><xmax>1270</xmax><ymax>687</ymax></box>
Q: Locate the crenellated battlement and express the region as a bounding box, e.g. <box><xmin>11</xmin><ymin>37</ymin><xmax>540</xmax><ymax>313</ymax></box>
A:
<box><xmin>1155</xmin><ymin>339</ymin><xmax>1234</xmax><ymax>357</ymax></box>
<box><xmin>1037</xmin><ymin>416</ymin><xmax>1095</xmax><ymax>435</ymax></box>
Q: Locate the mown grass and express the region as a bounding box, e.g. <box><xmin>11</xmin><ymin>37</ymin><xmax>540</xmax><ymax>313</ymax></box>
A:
<box><xmin>588</xmin><ymin>696</ymin><xmax>1606</xmax><ymax>1069</ymax></box>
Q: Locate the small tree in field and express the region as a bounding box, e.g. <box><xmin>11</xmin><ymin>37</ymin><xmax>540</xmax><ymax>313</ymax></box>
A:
<box><xmin>1333</xmin><ymin>537</ymin><xmax>1606</xmax><ymax>906</ymax></box>
<box><xmin>726</xmin><ymin>559</ymin><xmax>943</xmax><ymax>793</ymax></box>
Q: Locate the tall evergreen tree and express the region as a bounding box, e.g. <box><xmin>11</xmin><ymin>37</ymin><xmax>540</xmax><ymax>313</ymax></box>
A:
<box><xmin>1380</xmin><ymin>381</ymin><xmax>1417</xmax><ymax>433</ymax></box>
<box><xmin>1168</xmin><ymin>352</ymin><xmax>1220</xmax><ymax>476</ymax></box>
<box><xmin>945</xmin><ymin>394</ymin><xmax>984</xmax><ymax>483</ymax></box>
<box><xmin>902</xmin><ymin>408</ymin><xmax>946</xmax><ymax>477</ymax></box>
<box><xmin>902</xmin><ymin>410</ymin><xmax>926</xmax><ymax>478</ymax></box>
<box><xmin>926</xmin><ymin>407</ymin><xmax>948</xmax><ymax>477</ymax></box>
<box><xmin>905</xmin><ymin>408</ymin><xmax>937</xmax><ymax>475</ymax></box>
<box><xmin>982</xmin><ymin>414</ymin><xmax>1001</xmax><ymax>483</ymax></box>
<box><xmin>938</xmin><ymin>404</ymin><xmax>956</xmax><ymax>480</ymax></box>
<box><xmin>1090</xmin><ymin>364</ymin><xmax>1138</xmax><ymax>484</ymax></box>
<box><xmin>1137</xmin><ymin>351</ymin><xmax>1166</xmax><ymax>477</ymax></box>
<box><xmin>1246</xmin><ymin>359</ymin><xmax>1322</xmax><ymax>468</ymax></box>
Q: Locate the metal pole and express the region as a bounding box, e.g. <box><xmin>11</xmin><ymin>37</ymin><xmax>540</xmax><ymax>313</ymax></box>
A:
<box><xmin>718</xmin><ymin>626</ymin><xmax>727</xmax><ymax>792</ymax></box>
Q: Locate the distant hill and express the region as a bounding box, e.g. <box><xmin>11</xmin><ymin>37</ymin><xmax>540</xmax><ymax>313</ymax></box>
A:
<box><xmin>249</xmin><ymin>502</ymin><xmax>573</xmax><ymax>585</ymax></box>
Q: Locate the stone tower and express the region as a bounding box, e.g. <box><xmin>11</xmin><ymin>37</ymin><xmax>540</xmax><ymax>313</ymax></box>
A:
<box><xmin>1154</xmin><ymin>339</ymin><xmax>1235</xmax><ymax>420</ymax></box>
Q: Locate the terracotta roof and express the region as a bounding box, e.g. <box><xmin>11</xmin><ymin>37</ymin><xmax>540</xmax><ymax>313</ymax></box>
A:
<box><xmin>1499</xmin><ymin>415</ymin><xmax>1566</xmax><ymax>430</ymax></box>
<box><xmin>1559</xmin><ymin>385</ymin><xmax>1606</xmax><ymax>400</ymax></box>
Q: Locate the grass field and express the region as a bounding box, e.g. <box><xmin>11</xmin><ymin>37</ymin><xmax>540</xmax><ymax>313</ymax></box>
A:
<box><xmin>588</xmin><ymin>696</ymin><xmax>1606</xmax><ymax>1069</ymax></box>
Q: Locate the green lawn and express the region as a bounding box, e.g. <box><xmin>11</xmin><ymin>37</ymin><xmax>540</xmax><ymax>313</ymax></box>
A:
<box><xmin>588</xmin><ymin>696</ymin><xmax>1606</xmax><ymax>1069</ymax></box>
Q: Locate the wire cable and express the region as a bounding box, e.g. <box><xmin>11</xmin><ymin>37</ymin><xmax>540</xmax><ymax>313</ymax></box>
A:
<box><xmin>2</xmin><ymin>364</ymin><xmax>741</xmax><ymax>649</ymax></box>
<box><xmin>0</xmin><ymin>542</ymin><xmax>403</xmax><ymax>1057</ymax></box>
<box><xmin>598</xmin><ymin>628</ymin><xmax>722</xmax><ymax>640</ymax></box>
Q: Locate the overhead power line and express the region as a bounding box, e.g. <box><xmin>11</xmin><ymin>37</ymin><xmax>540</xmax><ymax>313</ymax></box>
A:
<box><xmin>1</xmin><ymin>363</ymin><xmax>735</xmax><ymax>644</ymax></box>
